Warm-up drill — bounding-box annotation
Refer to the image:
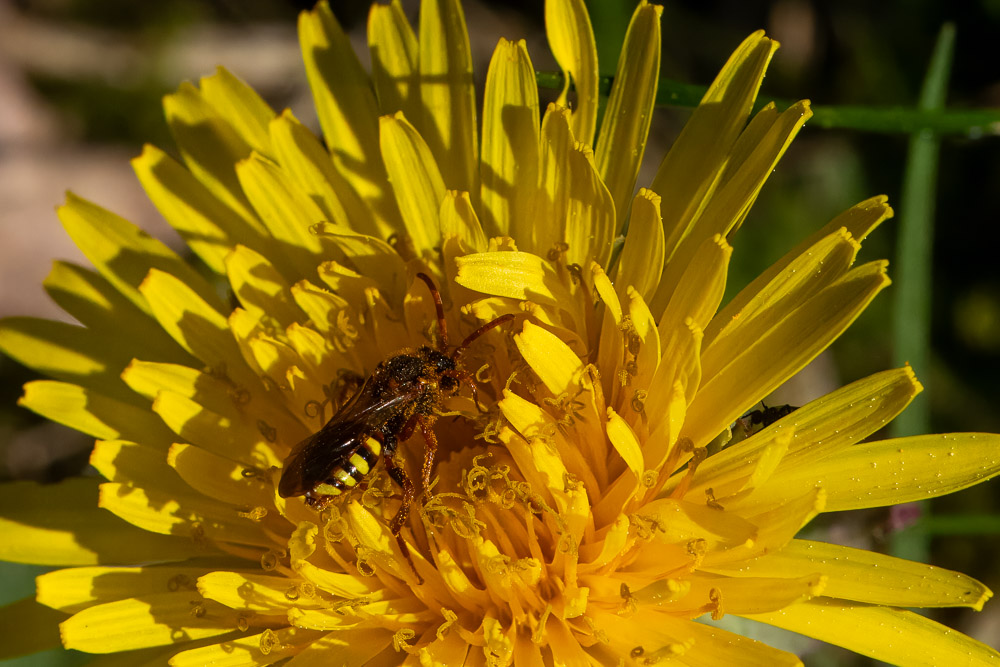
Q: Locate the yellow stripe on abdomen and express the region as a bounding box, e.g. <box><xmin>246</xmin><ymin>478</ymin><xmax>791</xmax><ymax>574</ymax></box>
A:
<box><xmin>350</xmin><ymin>452</ymin><xmax>370</xmax><ymax>475</ymax></box>
<box><xmin>333</xmin><ymin>467</ymin><xmax>357</xmax><ymax>487</ymax></box>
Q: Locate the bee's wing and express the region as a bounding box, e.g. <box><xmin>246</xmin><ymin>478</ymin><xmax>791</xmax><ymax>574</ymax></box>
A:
<box><xmin>277</xmin><ymin>380</ymin><xmax>420</xmax><ymax>498</ymax></box>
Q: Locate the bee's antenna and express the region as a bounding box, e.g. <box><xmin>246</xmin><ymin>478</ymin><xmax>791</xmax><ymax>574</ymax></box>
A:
<box><xmin>415</xmin><ymin>272</ymin><xmax>448</xmax><ymax>349</ymax></box>
<box><xmin>453</xmin><ymin>314</ymin><xmax>516</xmax><ymax>361</ymax></box>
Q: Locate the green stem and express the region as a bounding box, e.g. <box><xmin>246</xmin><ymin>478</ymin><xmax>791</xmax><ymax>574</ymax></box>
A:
<box><xmin>536</xmin><ymin>66</ymin><xmax>999</xmax><ymax>136</ymax></box>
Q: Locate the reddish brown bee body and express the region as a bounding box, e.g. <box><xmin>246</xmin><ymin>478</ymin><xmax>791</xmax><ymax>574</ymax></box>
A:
<box><xmin>278</xmin><ymin>273</ymin><xmax>513</xmax><ymax>580</ymax></box>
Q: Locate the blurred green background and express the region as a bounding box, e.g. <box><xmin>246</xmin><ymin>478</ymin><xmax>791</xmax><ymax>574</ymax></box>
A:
<box><xmin>0</xmin><ymin>0</ymin><xmax>998</xmax><ymax>664</ymax></box>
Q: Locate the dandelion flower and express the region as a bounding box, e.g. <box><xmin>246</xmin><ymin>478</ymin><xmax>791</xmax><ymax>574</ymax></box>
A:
<box><xmin>1</xmin><ymin>0</ymin><xmax>999</xmax><ymax>665</ymax></box>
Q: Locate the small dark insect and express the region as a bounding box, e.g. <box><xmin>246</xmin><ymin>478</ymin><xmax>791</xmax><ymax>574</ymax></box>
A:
<box><xmin>734</xmin><ymin>402</ymin><xmax>798</xmax><ymax>440</ymax></box>
<box><xmin>278</xmin><ymin>272</ymin><xmax>514</xmax><ymax>581</ymax></box>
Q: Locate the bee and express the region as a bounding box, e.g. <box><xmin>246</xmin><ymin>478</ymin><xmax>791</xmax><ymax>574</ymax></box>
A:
<box><xmin>740</xmin><ymin>402</ymin><xmax>797</xmax><ymax>431</ymax></box>
<box><xmin>278</xmin><ymin>272</ymin><xmax>514</xmax><ymax>580</ymax></box>
<box><xmin>708</xmin><ymin>402</ymin><xmax>798</xmax><ymax>456</ymax></box>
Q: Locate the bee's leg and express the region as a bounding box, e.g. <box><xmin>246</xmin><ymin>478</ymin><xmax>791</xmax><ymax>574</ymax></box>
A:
<box><xmin>382</xmin><ymin>445</ymin><xmax>423</xmax><ymax>584</ymax></box>
<box><xmin>416</xmin><ymin>415</ymin><xmax>439</xmax><ymax>492</ymax></box>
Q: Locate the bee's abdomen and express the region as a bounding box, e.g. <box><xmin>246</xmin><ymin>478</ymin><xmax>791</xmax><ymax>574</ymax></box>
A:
<box><xmin>317</xmin><ymin>437</ymin><xmax>384</xmax><ymax>495</ymax></box>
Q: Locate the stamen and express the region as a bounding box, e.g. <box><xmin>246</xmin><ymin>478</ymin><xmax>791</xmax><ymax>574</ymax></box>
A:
<box><xmin>256</xmin><ymin>420</ymin><xmax>277</xmax><ymax>443</ymax></box>
<box><xmin>260</xmin><ymin>550</ymin><xmax>280</xmax><ymax>571</ymax></box>
<box><xmin>259</xmin><ymin>628</ymin><xmax>279</xmax><ymax>655</ymax></box>
<box><xmin>670</xmin><ymin>446</ymin><xmax>707</xmax><ymax>499</ymax></box>
<box><xmin>167</xmin><ymin>574</ymin><xmax>193</xmax><ymax>592</ymax></box>
<box><xmin>709</xmin><ymin>587</ymin><xmax>724</xmax><ymax>620</ymax></box>
<box><xmin>392</xmin><ymin>628</ymin><xmax>416</xmax><ymax>653</ymax></box>
<box><xmin>436</xmin><ymin>608</ymin><xmax>458</xmax><ymax>640</ymax></box>
<box><xmin>238</xmin><ymin>506</ymin><xmax>268</xmax><ymax>521</ymax></box>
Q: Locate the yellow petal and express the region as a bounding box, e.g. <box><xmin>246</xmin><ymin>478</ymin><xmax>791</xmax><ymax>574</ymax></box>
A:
<box><xmin>58</xmin><ymin>192</ymin><xmax>224</xmax><ymax>315</ymax></box>
<box><xmin>169</xmin><ymin>628</ymin><xmax>323</xmax><ymax>667</ymax></box>
<box><xmin>593</xmin><ymin>263</ymin><xmax>625</xmax><ymax>408</ymax></box>
<box><xmin>314</xmin><ymin>231</ymin><xmax>407</xmax><ymax>305</ymax></box>
<box><xmin>480</xmin><ymin>38</ymin><xmax>539</xmax><ymax>238</ymax></box>
<box><xmin>594</xmin><ymin>1</ymin><xmax>661</xmax><ymax>228</ymax></box>
<box><xmin>534</xmin><ymin>104</ymin><xmax>575</xmax><ymax>257</ymax></box>
<box><xmin>225</xmin><ymin>244</ymin><xmax>303</xmax><ymax>329</ymax></box>
<box><xmin>657</xmin><ymin>233</ymin><xmax>732</xmax><ymax>335</ymax></box>
<box><xmin>744</xmin><ymin>599</ymin><xmax>1000</xmax><ymax>666</ymax></box>
<box><xmin>618</xmin><ymin>287</ymin><xmax>661</xmax><ymax>428</ymax></box>
<box><xmin>707</xmin><ymin>100</ymin><xmax>812</xmax><ymax>239</ymax></box>
<box><xmin>168</xmin><ymin>443</ymin><xmax>276</xmax><ymax>508</ymax></box>
<box><xmin>91</xmin><ymin>439</ymin><xmax>178</xmax><ymax>490</ymax></box>
<box><xmin>545</xmin><ymin>0</ymin><xmax>598</xmax><ymax>146</ymax></box>
<box><xmin>60</xmin><ymin>593</ymin><xmax>241</xmax><ymax>653</ymax></box>
<box><xmin>497</xmin><ymin>411</ymin><xmax>593</xmax><ymax>529</ymax></box>
<box><xmin>43</xmin><ymin>261</ymin><xmax>191</xmax><ymax>366</ymax></box>
<box><xmin>598</xmin><ymin>608</ymin><xmax>801</xmax><ymax>666</ymax></box>
<box><xmin>276</xmin><ymin>626</ymin><xmax>393</xmax><ymax>666</ymax></box>
<box><xmin>684</xmin><ymin>261</ymin><xmax>890</xmax><ymax>448</ymax></box>
<box><xmin>579</xmin><ymin>514</ymin><xmax>629</xmax><ymax>572</ymax></box>
<box><xmin>455</xmin><ymin>251</ymin><xmax>572</xmax><ymax>307</ymax></box>
<box><xmin>139</xmin><ymin>269</ymin><xmax>257</xmax><ymax>391</ymax></box>
<box><xmin>19</xmin><ymin>380</ymin><xmax>174</xmax><ymax>444</ymax></box>
<box><xmin>298</xmin><ymin>2</ymin><xmax>397</xmax><ymax>237</ymax></box>
<box><xmin>681</xmin><ymin>573</ymin><xmax>825</xmax><ymax>616</ymax></box>
<box><xmin>132</xmin><ymin>144</ymin><xmax>266</xmax><ymax>274</ymax></box>
<box><xmin>163</xmin><ymin>81</ymin><xmax>257</xmax><ymax>223</ymax></box>
<box><xmin>615</xmin><ymin>188</ymin><xmax>664</xmax><ymax>303</ymax></box>
<box><xmin>379</xmin><ymin>112</ymin><xmax>446</xmax><ymax>257</ymax></box>
<box><xmin>343</xmin><ymin>501</ymin><xmax>418</xmax><ymax>582</ymax></box>
<box><xmin>651</xmin><ymin>31</ymin><xmax>778</xmax><ymax>262</ymax></box>
<box><xmin>418</xmin><ymin>0</ymin><xmax>478</xmax><ymax>195</ymax></box>
<box><xmin>37</xmin><ymin>564</ymin><xmax>215</xmax><ymax>614</ymax></box>
<box><xmin>691</xmin><ymin>367</ymin><xmax>922</xmax><ymax>501</ymax></box>
<box><xmin>288</xmin><ymin>280</ymin><xmax>368</xmax><ymax>365</ymax></box>
<box><xmin>435</xmin><ymin>549</ymin><xmax>490</xmax><ymax>611</ymax></box>
<box><xmin>199</xmin><ymin>66</ymin><xmax>276</xmax><ymax>158</ymax></box>
<box><xmin>644</xmin><ymin>318</ymin><xmax>702</xmax><ymax>434</ymax></box>
<box><xmin>418</xmin><ymin>624</ymin><xmax>473</xmax><ymax>666</ymax></box>
<box><xmin>152</xmin><ymin>390</ymin><xmax>284</xmax><ymax>468</ymax></box>
<box><xmin>703</xmin><ymin>227</ymin><xmax>862</xmax><ymax>357</ymax></box>
<box><xmin>368</xmin><ymin>0</ymin><xmax>418</xmax><ymax>118</ymax></box>
<box><xmin>121</xmin><ymin>359</ymin><xmax>278</xmax><ymax>425</ymax></box>
<box><xmin>235</xmin><ymin>152</ymin><xmax>326</xmax><ymax>277</ymax></box>
<box><xmin>98</xmin><ymin>482</ymin><xmax>272</xmax><ymax>547</ymax></box>
<box><xmin>0</xmin><ymin>317</ymin><xmax>139</xmax><ymax>403</ymax></box>
<box><xmin>634</xmin><ymin>497</ymin><xmax>756</xmax><ymax>551</ymax></box>
<box><xmin>655</xmin><ymin>101</ymin><xmax>812</xmax><ymax>308</ymax></box>
<box><xmin>751</xmin><ymin>433</ymin><xmax>1000</xmax><ymax>512</ymax></box>
<box><xmin>514</xmin><ymin>320</ymin><xmax>582</xmax><ymax>396</ymax></box>
<box><xmin>704</xmin><ymin>488</ymin><xmax>825</xmax><ymax>567</ymax></box>
<box><xmin>439</xmin><ymin>190</ymin><xmax>487</xmax><ymax>252</ymax></box>
<box><xmin>197</xmin><ymin>571</ymin><xmax>325</xmax><ymax>613</ymax></box>
<box><xmin>564</xmin><ymin>141</ymin><xmax>615</xmax><ymax>267</ymax></box>
<box><xmin>605</xmin><ymin>408</ymin><xmax>644</xmax><ymax>477</ymax></box>
<box><xmin>0</xmin><ymin>478</ymin><xmax>202</xmax><ymax>566</ymax></box>
<box><xmin>269</xmin><ymin>110</ymin><xmax>372</xmax><ymax>235</ymax></box>
<box><xmin>708</xmin><ymin>196</ymin><xmax>893</xmax><ymax>345</ymax></box>
<box><xmin>594</xmin><ymin>610</ymin><xmax>696</xmax><ymax>665</ymax></box>
<box><xmin>708</xmin><ymin>539</ymin><xmax>992</xmax><ymax>610</ymax></box>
